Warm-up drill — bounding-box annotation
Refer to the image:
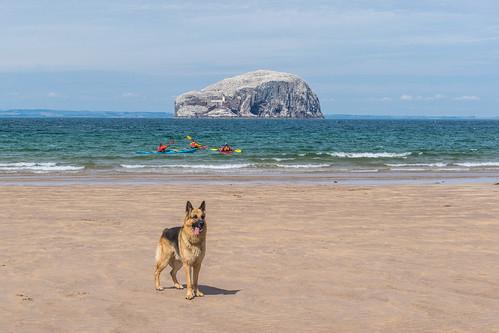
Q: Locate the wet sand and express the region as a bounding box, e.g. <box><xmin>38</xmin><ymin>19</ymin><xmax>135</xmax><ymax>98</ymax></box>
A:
<box><xmin>1</xmin><ymin>183</ymin><xmax>499</xmax><ymax>332</ymax></box>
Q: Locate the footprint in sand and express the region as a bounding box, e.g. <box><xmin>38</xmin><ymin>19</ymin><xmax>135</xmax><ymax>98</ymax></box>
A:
<box><xmin>16</xmin><ymin>293</ymin><xmax>33</xmax><ymax>302</ymax></box>
<box><xmin>65</xmin><ymin>291</ymin><xmax>89</xmax><ymax>297</ymax></box>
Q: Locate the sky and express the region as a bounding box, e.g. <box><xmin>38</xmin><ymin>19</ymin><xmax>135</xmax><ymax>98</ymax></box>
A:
<box><xmin>1</xmin><ymin>0</ymin><xmax>498</xmax><ymax>116</ymax></box>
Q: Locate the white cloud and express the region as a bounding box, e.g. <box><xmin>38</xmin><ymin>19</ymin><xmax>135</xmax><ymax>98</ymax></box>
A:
<box><xmin>373</xmin><ymin>97</ymin><xmax>392</xmax><ymax>102</ymax></box>
<box><xmin>122</xmin><ymin>92</ymin><xmax>139</xmax><ymax>97</ymax></box>
<box><xmin>47</xmin><ymin>91</ymin><xmax>59</xmax><ymax>98</ymax></box>
<box><xmin>453</xmin><ymin>95</ymin><xmax>480</xmax><ymax>101</ymax></box>
<box><xmin>400</xmin><ymin>94</ymin><xmax>446</xmax><ymax>101</ymax></box>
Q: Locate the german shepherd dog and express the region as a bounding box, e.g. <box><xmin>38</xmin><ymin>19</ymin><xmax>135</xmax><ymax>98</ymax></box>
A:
<box><xmin>154</xmin><ymin>201</ymin><xmax>207</xmax><ymax>300</ymax></box>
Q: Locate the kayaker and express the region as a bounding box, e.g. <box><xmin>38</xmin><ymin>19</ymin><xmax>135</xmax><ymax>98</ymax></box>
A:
<box><xmin>156</xmin><ymin>142</ymin><xmax>169</xmax><ymax>152</ymax></box>
<box><xmin>189</xmin><ymin>140</ymin><xmax>203</xmax><ymax>149</ymax></box>
<box><xmin>220</xmin><ymin>143</ymin><xmax>233</xmax><ymax>152</ymax></box>
<box><xmin>187</xmin><ymin>136</ymin><xmax>203</xmax><ymax>149</ymax></box>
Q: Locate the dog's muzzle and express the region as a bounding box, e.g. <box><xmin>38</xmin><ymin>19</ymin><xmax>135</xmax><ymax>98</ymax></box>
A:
<box><xmin>192</xmin><ymin>220</ymin><xmax>205</xmax><ymax>235</ymax></box>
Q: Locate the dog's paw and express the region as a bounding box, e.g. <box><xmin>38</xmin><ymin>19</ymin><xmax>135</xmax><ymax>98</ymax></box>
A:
<box><xmin>156</xmin><ymin>286</ymin><xmax>166</xmax><ymax>291</ymax></box>
<box><xmin>174</xmin><ymin>283</ymin><xmax>184</xmax><ymax>290</ymax></box>
<box><xmin>185</xmin><ymin>291</ymin><xmax>195</xmax><ymax>300</ymax></box>
<box><xmin>194</xmin><ymin>289</ymin><xmax>204</xmax><ymax>297</ymax></box>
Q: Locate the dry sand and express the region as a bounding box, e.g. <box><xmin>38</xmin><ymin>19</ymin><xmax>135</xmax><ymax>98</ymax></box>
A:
<box><xmin>1</xmin><ymin>183</ymin><xmax>499</xmax><ymax>332</ymax></box>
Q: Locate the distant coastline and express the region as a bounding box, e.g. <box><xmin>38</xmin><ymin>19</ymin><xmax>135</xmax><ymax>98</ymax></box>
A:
<box><xmin>0</xmin><ymin>109</ymin><xmax>171</xmax><ymax>118</ymax></box>
<box><xmin>0</xmin><ymin>109</ymin><xmax>497</xmax><ymax>120</ymax></box>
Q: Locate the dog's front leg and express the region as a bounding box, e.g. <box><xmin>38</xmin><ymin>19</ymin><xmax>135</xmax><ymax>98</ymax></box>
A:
<box><xmin>183</xmin><ymin>263</ymin><xmax>194</xmax><ymax>300</ymax></box>
<box><xmin>193</xmin><ymin>263</ymin><xmax>204</xmax><ymax>297</ymax></box>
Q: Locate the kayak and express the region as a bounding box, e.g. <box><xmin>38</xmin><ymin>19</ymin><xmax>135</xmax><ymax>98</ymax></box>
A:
<box><xmin>136</xmin><ymin>148</ymin><xmax>197</xmax><ymax>155</ymax></box>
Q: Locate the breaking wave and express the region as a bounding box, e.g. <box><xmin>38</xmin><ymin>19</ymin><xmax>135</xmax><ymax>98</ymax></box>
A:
<box><xmin>0</xmin><ymin>162</ymin><xmax>84</xmax><ymax>173</ymax></box>
<box><xmin>325</xmin><ymin>152</ymin><xmax>412</xmax><ymax>158</ymax></box>
<box><xmin>120</xmin><ymin>163</ymin><xmax>253</xmax><ymax>170</ymax></box>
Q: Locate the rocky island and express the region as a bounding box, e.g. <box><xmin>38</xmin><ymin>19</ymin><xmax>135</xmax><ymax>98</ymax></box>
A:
<box><xmin>175</xmin><ymin>70</ymin><xmax>323</xmax><ymax>118</ymax></box>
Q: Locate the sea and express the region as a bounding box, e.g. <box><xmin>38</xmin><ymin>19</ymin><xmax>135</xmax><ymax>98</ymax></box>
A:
<box><xmin>1</xmin><ymin>118</ymin><xmax>499</xmax><ymax>176</ymax></box>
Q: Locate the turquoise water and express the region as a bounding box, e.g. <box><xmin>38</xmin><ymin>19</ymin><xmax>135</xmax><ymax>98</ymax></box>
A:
<box><xmin>1</xmin><ymin>118</ymin><xmax>499</xmax><ymax>174</ymax></box>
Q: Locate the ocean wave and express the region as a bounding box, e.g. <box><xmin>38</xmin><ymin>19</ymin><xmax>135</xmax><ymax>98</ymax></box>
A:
<box><xmin>326</xmin><ymin>152</ymin><xmax>412</xmax><ymax>158</ymax></box>
<box><xmin>275</xmin><ymin>163</ymin><xmax>331</xmax><ymax>169</ymax></box>
<box><xmin>389</xmin><ymin>168</ymin><xmax>427</xmax><ymax>172</ymax></box>
<box><xmin>454</xmin><ymin>162</ymin><xmax>499</xmax><ymax>167</ymax></box>
<box><xmin>386</xmin><ymin>163</ymin><xmax>447</xmax><ymax>167</ymax></box>
<box><xmin>0</xmin><ymin>162</ymin><xmax>84</xmax><ymax>172</ymax></box>
<box><xmin>120</xmin><ymin>163</ymin><xmax>253</xmax><ymax>170</ymax></box>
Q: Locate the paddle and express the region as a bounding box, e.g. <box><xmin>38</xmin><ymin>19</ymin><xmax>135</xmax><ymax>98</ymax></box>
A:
<box><xmin>210</xmin><ymin>148</ymin><xmax>242</xmax><ymax>153</ymax></box>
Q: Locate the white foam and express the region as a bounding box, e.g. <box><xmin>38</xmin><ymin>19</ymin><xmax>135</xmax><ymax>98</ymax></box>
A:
<box><xmin>386</xmin><ymin>163</ymin><xmax>447</xmax><ymax>168</ymax></box>
<box><xmin>0</xmin><ymin>162</ymin><xmax>84</xmax><ymax>172</ymax></box>
<box><xmin>276</xmin><ymin>164</ymin><xmax>331</xmax><ymax>169</ymax></box>
<box><xmin>326</xmin><ymin>152</ymin><xmax>412</xmax><ymax>158</ymax></box>
<box><xmin>120</xmin><ymin>163</ymin><xmax>252</xmax><ymax>170</ymax></box>
<box><xmin>454</xmin><ymin>162</ymin><xmax>499</xmax><ymax>167</ymax></box>
<box><xmin>120</xmin><ymin>164</ymin><xmax>147</xmax><ymax>169</ymax></box>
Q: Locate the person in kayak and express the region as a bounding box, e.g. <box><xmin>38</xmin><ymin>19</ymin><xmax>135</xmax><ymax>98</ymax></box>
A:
<box><xmin>186</xmin><ymin>136</ymin><xmax>204</xmax><ymax>149</ymax></box>
<box><xmin>220</xmin><ymin>143</ymin><xmax>233</xmax><ymax>152</ymax></box>
<box><xmin>156</xmin><ymin>142</ymin><xmax>169</xmax><ymax>153</ymax></box>
<box><xmin>189</xmin><ymin>140</ymin><xmax>203</xmax><ymax>149</ymax></box>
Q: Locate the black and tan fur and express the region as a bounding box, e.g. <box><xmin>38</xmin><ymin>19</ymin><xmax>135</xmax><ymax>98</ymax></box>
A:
<box><xmin>154</xmin><ymin>201</ymin><xmax>207</xmax><ymax>300</ymax></box>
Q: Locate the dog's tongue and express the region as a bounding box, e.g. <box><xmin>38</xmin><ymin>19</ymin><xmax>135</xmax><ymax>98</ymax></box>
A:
<box><xmin>193</xmin><ymin>227</ymin><xmax>200</xmax><ymax>235</ymax></box>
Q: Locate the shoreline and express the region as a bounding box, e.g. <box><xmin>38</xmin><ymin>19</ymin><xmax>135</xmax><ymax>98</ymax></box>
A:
<box><xmin>1</xmin><ymin>170</ymin><xmax>499</xmax><ymax>186</ymax></box>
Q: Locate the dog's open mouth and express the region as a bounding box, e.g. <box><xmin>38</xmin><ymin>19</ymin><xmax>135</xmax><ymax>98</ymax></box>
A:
<box><xmin>192</xmin><ymin>221</ymin><xmax>205</xmax><ymax>236</ymax></box>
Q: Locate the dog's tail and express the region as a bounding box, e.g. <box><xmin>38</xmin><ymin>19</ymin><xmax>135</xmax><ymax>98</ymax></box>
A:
<box><xmin>155</xmin><ymin>228</ymin><xmax>169</xmax><ymax>262</ymax></box>
<box><xmin>155</xmin><ymin>242</ymin><xmax>162</xmax><ymax>263</ymax></box>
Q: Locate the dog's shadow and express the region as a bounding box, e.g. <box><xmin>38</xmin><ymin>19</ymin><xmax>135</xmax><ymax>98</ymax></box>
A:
<box><xmin>199</xmin><ymin>285</ymin><xmax>240</xmax><ymax>296</ymax></box>
<box><xmin>164</xmin><ymin>285</ymin><xmax>239</xmax><ymax>296</ymax></box>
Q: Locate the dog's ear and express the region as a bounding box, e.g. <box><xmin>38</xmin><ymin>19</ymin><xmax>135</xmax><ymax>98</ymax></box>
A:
<box><xmin>199</xmin><ymin>201</ymin><xmax>206</xmax><ymax>212</ymax></box>
<box><xmin>186</xmin><ymin>201</ymin><xmax>193</xmax><ymax>215</ymax></box>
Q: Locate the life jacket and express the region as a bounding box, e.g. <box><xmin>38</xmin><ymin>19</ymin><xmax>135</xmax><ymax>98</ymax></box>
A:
<box><xmin>157</xmin><ymin>144</ymin><xmax>168</xmax><ymax>152</ymax></box>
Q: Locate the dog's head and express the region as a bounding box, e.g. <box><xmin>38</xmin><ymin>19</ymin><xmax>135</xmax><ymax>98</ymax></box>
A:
<box><xmin>184</xmin><ymin>201</ymin><xmax>207</xmax><ymax>237</ymax></box>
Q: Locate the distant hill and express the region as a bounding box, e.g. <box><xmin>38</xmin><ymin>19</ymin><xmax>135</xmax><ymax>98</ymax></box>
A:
<box><xmin>0</xmin><ymin>109</ymin><xmax>171</xmax><ymax>118</ymax></box>
<box><xmin>325</xmin><ymin>114</ymin><xmax>488</xmax><ymax>120</ymax></box>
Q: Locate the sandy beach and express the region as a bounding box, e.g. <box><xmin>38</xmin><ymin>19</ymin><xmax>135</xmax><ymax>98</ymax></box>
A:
<box><xmin>1</xmin><ymin>182</ymin><xmax>499</xmax><ymax>332</ymax></box>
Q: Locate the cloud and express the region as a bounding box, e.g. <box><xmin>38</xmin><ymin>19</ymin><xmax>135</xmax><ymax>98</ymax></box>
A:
<box><xmin>372</xmin><ymin>97</ymin><xmax>392</xmax><ymax>102</ymax></box>
<box><xmin>122</xmin><ymin>92</ymin><xmax>139</xmax><ymax>97</ymax></box>
<box><xmin>453</xmin><ymin>95</ymin><xmax>480</xmax><ymax>101</ymax></box>
<box><xmin>400</xmin><ymin>94</ymin><xmax>446</xmax><ymax>101</ymax></box>
<box><xmin>47</xmin><ymin>91</ymin><xmax>59</xmax><ymax>98</ymax></box>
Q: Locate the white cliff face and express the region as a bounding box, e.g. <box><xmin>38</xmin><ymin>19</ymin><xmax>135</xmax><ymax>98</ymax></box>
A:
<box><xmin>175</xmin><ymin>70</ymin><xmax>323</xmax><ymax>118</ymax></box>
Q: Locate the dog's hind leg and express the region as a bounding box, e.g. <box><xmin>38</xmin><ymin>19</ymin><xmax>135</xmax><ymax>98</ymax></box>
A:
<box><xmin>154</xmin><ymin>243</ymin><xmax>170</xmax><ymax>291</ymax></box>
<box><xmin>170</xmin><ymin>260</ymin><xmax>183</xmax><ymax>289</ymax></box>
<box><xmin>193</xmin><ymin>263</ymin><xmax>204</xmax><ymax>297</ymax></box>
